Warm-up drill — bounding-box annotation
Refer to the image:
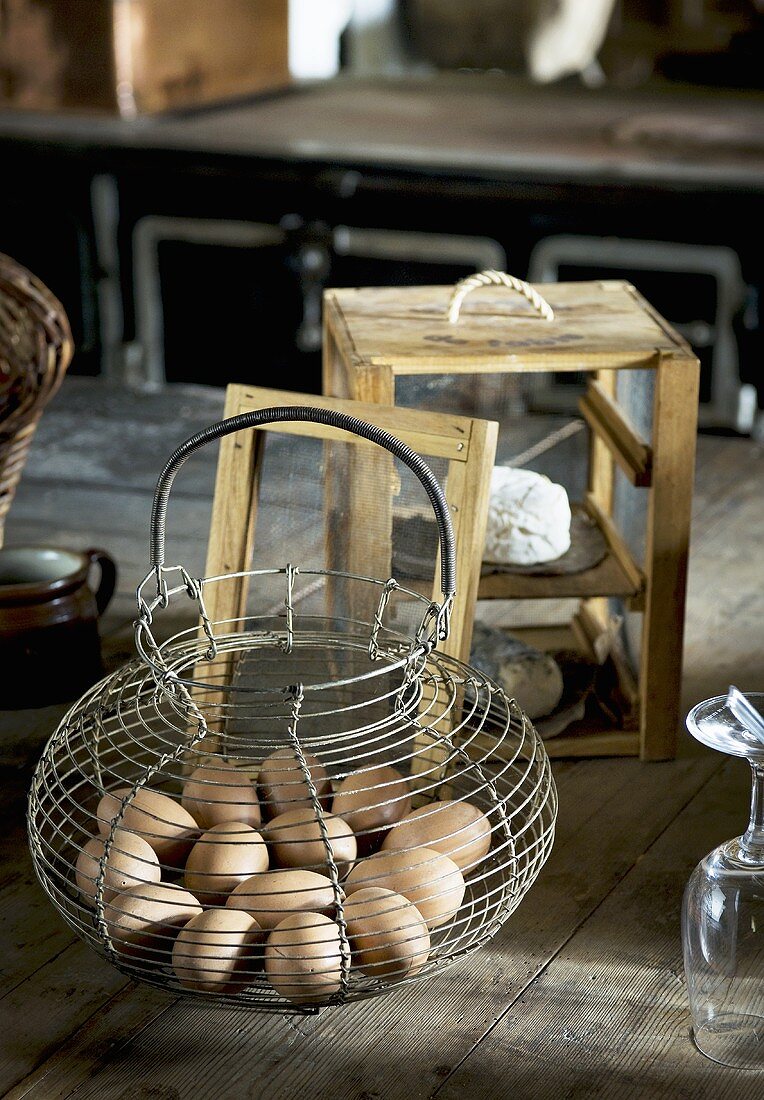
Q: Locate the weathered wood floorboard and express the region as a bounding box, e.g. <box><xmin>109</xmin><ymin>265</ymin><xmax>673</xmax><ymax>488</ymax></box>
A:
<box><xmin>0</xmin><ymin>944</ymin><xmax>127</xmax><ymax>1096</ymax></box>
<box><xmin>0</xmin><ymin>878</ymin><xmax>75</xmax><ymax>1000</ymax></box>
<box><xmin>435</xmin><ymin>760</ymin><xmax>760</xmax><ymax>1100</ymax></box>
<box><xmin>4</xmin><ymin>984</ymin><xmax>175</xmax><ymax>1100</ymax></box>
<box><xmin>681</xmin><ymin>437</ymin><xmax>764</xmax><ymax>706</ymax></box>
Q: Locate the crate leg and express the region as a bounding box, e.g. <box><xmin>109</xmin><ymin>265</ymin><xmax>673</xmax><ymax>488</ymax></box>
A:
<box><xmin>195</xmin><ymin>415</ymin><xmax>263</xmax><ymax>754</ymax></box>
<box><xmin>640</xmin><ymin>353</ymin><xmax>700</xmax><ymax>761</ymax></box>
<box><xmin>323</xmin><ymin>313</ymin><xmax>395</xmax><ymax>407</ymax></box>
<box><xmin>582</xmin><ymin>369</ymin><xmax>617</xmax><ymax>635</ymax></box>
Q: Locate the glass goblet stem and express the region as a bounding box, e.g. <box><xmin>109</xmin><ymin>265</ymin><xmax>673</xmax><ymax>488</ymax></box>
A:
<box><xmin>741</xmin><ymin>762</ymin><xmax>764</xmax><ymax>863</ymax></box>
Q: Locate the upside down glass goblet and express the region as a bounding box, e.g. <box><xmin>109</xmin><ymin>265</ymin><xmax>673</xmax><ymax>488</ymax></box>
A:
<box><xmin>682</xmin><ymin>692</ymin><xmax>764</xmax><ymax>1069</ymax></box>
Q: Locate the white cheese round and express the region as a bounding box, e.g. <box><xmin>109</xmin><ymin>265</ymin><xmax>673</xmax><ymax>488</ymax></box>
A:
<box><xmin>484</xmin><ymin>467</ymin><xmax>572</xmax><ymax>566</ymax></box>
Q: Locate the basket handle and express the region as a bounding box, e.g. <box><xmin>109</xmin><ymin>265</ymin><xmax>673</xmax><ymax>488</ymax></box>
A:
<box><xmin>448</xmin><ymin>269</ymin><xmax>554</xmax><ymax>324</ymax></box>
<box><xmin>149</xmin><ymin>405</ymin><xmax>456</xmax><ymax>600</ymax></box>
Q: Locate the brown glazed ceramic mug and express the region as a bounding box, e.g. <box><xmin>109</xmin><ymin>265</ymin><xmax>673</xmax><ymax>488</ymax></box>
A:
<box><xmin>0</xmin><ymin>546</ymin><xmax>117</xmax><ymax>707</ymax></box>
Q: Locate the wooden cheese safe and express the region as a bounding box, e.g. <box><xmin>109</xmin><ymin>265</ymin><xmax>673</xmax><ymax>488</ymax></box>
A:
<box><xmin>323</xmin><ymin>275</ymin><xmax>701</xmax><ymax>761</ymax></box>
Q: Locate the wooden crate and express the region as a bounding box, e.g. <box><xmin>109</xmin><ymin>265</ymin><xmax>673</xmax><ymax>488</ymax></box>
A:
<box><xmin>203</xmin><ymin>383</ymin><xmax>497</xmax><ymax>666</ymax></box>
<box><xmin>198</xmin><ymin>384</ymin><xmax>497</xmax><ymax>776</ymax></box>
<box><xmin>323</xmin><ymin>277</ymin><xmax>701</xmax><ymax>761</ymax></box>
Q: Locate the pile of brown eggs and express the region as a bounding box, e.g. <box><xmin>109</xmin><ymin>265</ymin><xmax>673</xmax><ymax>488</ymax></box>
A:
<box><xmin>80</xmin><ymin>752</ymin><xmax>494</xmax><ymax>1006</ymax></box>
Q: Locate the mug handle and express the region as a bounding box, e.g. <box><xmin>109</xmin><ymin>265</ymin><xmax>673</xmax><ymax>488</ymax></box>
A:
<box><xmin>85</xmin><ymin>549</ymin><xmax>117</xmax><ymax>616</ymax></box>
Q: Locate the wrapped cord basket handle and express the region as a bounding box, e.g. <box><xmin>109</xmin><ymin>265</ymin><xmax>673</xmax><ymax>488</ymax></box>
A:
<box><xmin>149</xmin><ymin>405</ymin><xmax>457</xmax><ymax>601</ymax></box>
<box><xmin>448</xmin><ymin>270</ymin><xmax>555</xmax><ymax>324</ymax></box>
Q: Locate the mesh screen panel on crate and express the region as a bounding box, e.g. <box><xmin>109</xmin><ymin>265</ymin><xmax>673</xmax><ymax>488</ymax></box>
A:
<box><xmin>28</xmin><ymin>407</ymin><xmax>556</xmax><ymax>1013</ymax></box>
<box><xmin>396</xmin><ymin>372</ymin><xmax>590</xmax><ymax>634</ymax></box>
<box><xmin>245</xmin><ymin>430</ymin><xmax>446</xmax><ymax>630</ymax></box>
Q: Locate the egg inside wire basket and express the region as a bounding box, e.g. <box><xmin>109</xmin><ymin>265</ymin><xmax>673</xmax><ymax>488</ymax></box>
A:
<box><xmin>29</xmin><ymin>621</ymin><xmax>556</xmax><ymax>1013</ymax></box>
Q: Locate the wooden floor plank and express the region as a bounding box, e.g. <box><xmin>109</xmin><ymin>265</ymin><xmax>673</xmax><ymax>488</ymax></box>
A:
<box><xmin>434</xmin><ymin>759</ymin><xmax>760</xmax><ymax>1100</ymax></box>
<box><xmin>0</xmin><ymin>807</ymin><xmax>81</xmax><ymax>1007</ymax></box>
<box><xmin>0</xmin><ymin>944</ymin><xmax>128</xmax><ymax>1097</ymax></box>
<box><xmin>4</xmin><ymin>986</ymin><xmax>175</xmax><ymax>1100</ymax></box>
<box><xmin>0</xmin><ymin>804</ymin><xmax>135</xmax><ymax>1097</ymax></box>
<box><xmin>0</xmin><ymin>878</ymin><xmax>75</xmax><ymax>1000</ymax></box>
<box><xmin>681</xmin><ymin>436</ymin><xmax>764</xmax><ymax>709</ymax></box>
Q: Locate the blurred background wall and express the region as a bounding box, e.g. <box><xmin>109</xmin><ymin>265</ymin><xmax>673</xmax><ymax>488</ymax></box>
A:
<box><xmin>0</xmin><ymin>1</ymin><xmax>761</xmax><ymax>431</ymax></box>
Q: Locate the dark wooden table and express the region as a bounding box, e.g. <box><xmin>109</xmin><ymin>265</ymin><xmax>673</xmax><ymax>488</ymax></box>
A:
<box><xmin>1</xmin><ymin>378</ymin><xmax>763</xmax><ymax>1099</ymax></box>
<box><xmin>1</xmin><ymin>76</ymin><xmax>763</xmax><ymax>187</ymax></box>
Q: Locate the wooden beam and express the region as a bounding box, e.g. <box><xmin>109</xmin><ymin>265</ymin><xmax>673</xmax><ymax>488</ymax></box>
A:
<box><xmin>543</xmin><ymin>730</ymin><xmax>640</xmax><ymax>758</ymax></box>
<box><xmin>583</xmin><ymin>369</ymin><xmax>619</xmax><ymax>639</ymax></box>
<box><xmin>584</xmin><ymin>494</ymin><xmax>646</xmax><ymax>609</ymax></box>
<box><xmin>237</xmin><ymin>385</ymin><xmax>468</xmax><ymax>460</ymax></box>
<box><xmin>477</xmin><ymin>543</ymin><xmax>640</xmax><ymax>601</ymax></box>
<box><xmin>639</xmin><ymin>353</ymin><xmax>700</xmax><ymax>761</ymax></box>
<box><xmin>195</xmin><ymin>387</ymin><xmax>263</xmax><ymax>746</ymax></box>
<box><xmin>579</xmin><ymin>382</ymin><xmax>652</xmax><ymax>487</ymax></box>
<box><xmin>446</xmin><ymin>418</ymin><xmax>498</xmax><ymax>662</ymax></box>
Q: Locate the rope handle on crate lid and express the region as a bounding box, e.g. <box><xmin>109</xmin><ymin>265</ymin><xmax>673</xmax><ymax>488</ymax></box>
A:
<box><xmin>148</xmin><ymin>404</ymin><xmax>457</xmax><ymax>607</ymax></box>
<box><xmin>447</xmin><ymin>270</ymin><xmax>555</xmax><ymax>324</ymax></box>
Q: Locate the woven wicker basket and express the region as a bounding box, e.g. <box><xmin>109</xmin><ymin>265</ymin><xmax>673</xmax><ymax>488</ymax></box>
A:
<box><xmin>0</xmin><ymin>253</ymin><xmax>73</xmax><ymax>545</ymax></box>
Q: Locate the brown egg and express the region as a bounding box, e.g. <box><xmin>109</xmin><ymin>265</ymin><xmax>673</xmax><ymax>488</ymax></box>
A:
<box><xmin>181</xmin><ymin>763</ymin><xmax>261</xmax><ymax>830</ymax></box>
<box><xmin>381</xmin><ymin>800</ymin><xmax>492</xmax><ymax>872</ymax></box>
<box><xmin>226</xmin><ymin>868</ymin><xmax>338</xmax><ymax>931</ymax></box>
<box><xmin>344</xmin><ymin>887</ymin><xmax>430</xmax><ymax>982</ymax></box>
<box><xmin>264</xmin><ymin>808</ymin><xmax>356</xmax><ymax>876</ymax></box>
<box><xmin>265</xmin><ymin>912</ymin><xmax>344</xmax><ymax>1004</ymax></box>
<box><xmin>97</xmin><ymin>787</ymin><xmax>199</xmax><ymax>865</ymax></box>
<box><xmin>172</xmin><ymin>908</ymin><xmax>262</xmax><ymax>993</ymax></box>
<box><xmin>104</xmin><ymin>882</ymin><xmax>202</xmax><ymax>958</ymax></box>
<box><xmin>332</xmin><ymin>765</ymin><xmax>412</xmax><ymax>851</ymax></box>
<box><xmin>184</xmin><ymin>822</ymin><xmax>269</xmax><ymax>905</ymax></box>
<box><xmin>75</xmin><ymin>829</ymin><xmax>161</xmax><ymax>904</ymax></box>
<box><xmin>258</xmin><ymin>748</ymin><xmax>331</xmax><ymax>819</ymax></box>
<box><xmin>345</xmin><ymin>847</ymin><xmax>465</xmax><ymax>930</ymax></box>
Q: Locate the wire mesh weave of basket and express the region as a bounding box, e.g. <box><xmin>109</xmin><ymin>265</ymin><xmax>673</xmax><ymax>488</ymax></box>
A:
<box><xmin>29</xmin><ymin>408</ymin><xmax>557</xmax><ymax>1014</ymax></box>
<box><xmin>0</xmin><ymin>252</ymin><xmax>73</xmax><ymax>543</ymax></box>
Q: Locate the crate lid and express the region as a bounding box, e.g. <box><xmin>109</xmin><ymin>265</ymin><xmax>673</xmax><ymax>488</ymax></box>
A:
<box><xmin>325</xmin><ymin>280</ymin><xmax>691</xmax><ymax>374</ymax></box>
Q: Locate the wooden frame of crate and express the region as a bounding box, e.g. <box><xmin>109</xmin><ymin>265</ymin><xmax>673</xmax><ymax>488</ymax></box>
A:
<box><xmin>323</xmin><ymin>279</ymin><xmax>701</xmax><ymax>762</ymax></box>
<box><xmin>202</xmin><ymin>383</ymin><xmax>497</xmax><ymax>668</ymax></box>
<box><xmin>198</xmin><ymin>384</ymin><xmax>497</xmax><ymax>781</ymax></box>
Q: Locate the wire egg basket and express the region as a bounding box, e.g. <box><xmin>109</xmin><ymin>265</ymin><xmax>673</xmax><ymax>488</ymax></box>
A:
<box><xmin>28</xmin><ymin>407</ymin><xmax>557</xmax><ymax>1014</ymax></box>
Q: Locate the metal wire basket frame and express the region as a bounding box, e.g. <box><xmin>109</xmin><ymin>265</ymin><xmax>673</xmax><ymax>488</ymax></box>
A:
<box><xmin>29</xmin><ymin>406</ymin><xmax>557</xmax><ymax>1014</ymax></box>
